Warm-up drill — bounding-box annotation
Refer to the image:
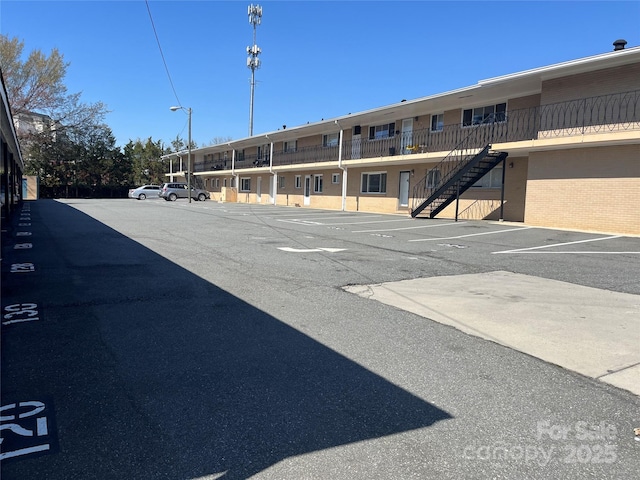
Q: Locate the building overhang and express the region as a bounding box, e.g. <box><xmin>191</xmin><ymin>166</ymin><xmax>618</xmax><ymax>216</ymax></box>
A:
<box><xmin>166</xmin><ymin>46</ymin><xmax>640</xmax><ymax>161</ymax></box>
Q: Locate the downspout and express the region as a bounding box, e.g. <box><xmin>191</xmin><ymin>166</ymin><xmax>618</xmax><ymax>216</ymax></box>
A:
<box><xmin>335</xmin><ymin>120</ymin><xmax>347</xmax><ymax>211</ymax></box>
<box><xmin>229</xmin><ymin>143</ymin><xmax>237</xmax><ymax>189</ymax></box>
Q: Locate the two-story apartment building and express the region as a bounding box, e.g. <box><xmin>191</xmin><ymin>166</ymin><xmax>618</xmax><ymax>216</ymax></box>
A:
<box><xmin>163</xmin><ymin>40</ymin><xmax>640</xmax><ymax>235</ymax></box>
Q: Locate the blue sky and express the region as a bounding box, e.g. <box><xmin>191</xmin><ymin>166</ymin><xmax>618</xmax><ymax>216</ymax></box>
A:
<box><xmin>2</xmin><ymin>0</ymin><xmax>639</xmax><ymax>149</ymax></box>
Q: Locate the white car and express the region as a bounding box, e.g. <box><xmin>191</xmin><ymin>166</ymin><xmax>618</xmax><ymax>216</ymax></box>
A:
<box><xmin>128</xmin><ymin>185</ymin><xmax>161</xmax><ymax>200</ymax></box>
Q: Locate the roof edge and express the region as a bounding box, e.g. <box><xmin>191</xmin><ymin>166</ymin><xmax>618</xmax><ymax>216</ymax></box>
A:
<box><xmin>478</xmin><ymin>45</ymin><xmax>640</xmax><ymax>86</ymax></box>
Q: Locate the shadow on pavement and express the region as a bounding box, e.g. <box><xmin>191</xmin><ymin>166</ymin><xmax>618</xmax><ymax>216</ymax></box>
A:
<box><xmin>1</xmin><ymin>200</ymin><xmax>451</xmax><ymax>479</ymax></box>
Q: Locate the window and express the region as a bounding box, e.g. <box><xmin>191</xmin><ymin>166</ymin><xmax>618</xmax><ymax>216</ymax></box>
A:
<box><xmin>237</xmin><ymin>149</ymin><xmax>245</xmax><ymax>162</ymax></box>
<box><xmin>472</xmin><ymin>166</ymin><xmax>503</xmax><ymax>188</ymax></box>
<box><xmin>369</xmin><ymin>123</ymin><xmax>395</xmax><ymax>140</ymax></box>
<box><xmin>223</xmin><ymin>179</ymin><xmax>228</xmax><ymax>187</ymax></box>
<box><xmin>431</xmin><ymin>114</ymin><xmax>444</xmax><ymax>132</ymax></box>
<box><xmin>361</xmin><ymin>172</ymin><xmax>387</xmax><ymax>194</ymax></box>
<box><xmin>215</xmin><ymin>178</ymin><xmax>220</xmax><ymax>188</ymax></box>
<box><xmin>426</xmin><ymin>169</ymin><xmax>441</xmax><ymax>189</ymax></box>
<box><xmin>323</xmin><ymin>133</ymin><xmax>339</xmax><ymax>147</ymax></box>
<box><xmin>463</xmin><ymin>103</ymin><xmax>506</xmax><ymax>126</ymax></box>
<box><xmin>332</xmin><ymin>173</ymin><xmax>340</xmax><ymax>184</ymax></box>
<box><xmin>295</xmin><ymin>175</ymin><xmax>301</xmax><ymax>189</ymax></box>
<box><xmin>240</xmin><ymin>177</ymin><xmax>251</xmax><ymax>192</ymax></box>
<box><xmin>283</xmin><ymin>140</ymin><xmax>297</xmax><ymax>152</ymax></box>
<box><xmin>278</xmin><ymin>176</ymin><xmax>285</xmax><ymax>189</ymax></box>
<box><xmin>314</xmin><ymin>175</ymin><xmax>323</xmax><ymax>193</ymax></box>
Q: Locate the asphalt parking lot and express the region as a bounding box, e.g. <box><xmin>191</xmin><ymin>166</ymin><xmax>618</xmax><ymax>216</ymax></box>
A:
<box><xmin>2</xmin><ymin>199</ymin><xmax>639</xmax><ymax>479</ymax></box>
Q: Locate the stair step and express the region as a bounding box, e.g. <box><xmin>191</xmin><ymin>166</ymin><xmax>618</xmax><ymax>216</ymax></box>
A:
<box><xmin>412</xmin><ymin>144</ymin><xmax>508</xmax><ymax>218</ymax></box>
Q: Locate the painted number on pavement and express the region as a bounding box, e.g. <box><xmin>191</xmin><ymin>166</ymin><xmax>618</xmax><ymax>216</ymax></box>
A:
<box><xmin>3</xmin><ymin>303</ymin><xmax>40</xmax><ymax>326</ymax></box>
<box><xmin>0</xmin><ymin>401</ymin><xmax>56</xmax><ymax>461</ymax></box>
<box><xmin>10</xmin><ymin>263</ymin><xmax>35</xmax><ymax>273</ymax></box>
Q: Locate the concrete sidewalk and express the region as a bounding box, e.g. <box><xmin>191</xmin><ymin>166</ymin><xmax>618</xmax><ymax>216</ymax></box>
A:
<box><xmin>344</xmin><ymin>270</ymin><xmax>640</xmax><ymax>396</ymax></box>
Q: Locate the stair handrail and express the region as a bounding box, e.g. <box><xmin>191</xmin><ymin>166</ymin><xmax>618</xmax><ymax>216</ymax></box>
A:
<box><xmin>411</xmin><ymin>113</ymin><xmax>499</xmax><ymax>214</ymax></box>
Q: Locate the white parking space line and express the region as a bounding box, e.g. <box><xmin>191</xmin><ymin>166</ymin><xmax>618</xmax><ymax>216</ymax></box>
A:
<box><xmin>496</xmin><ymin>251</ymin><xmax>640</xmax><ymax>254</ymax></box>
<box><xmin>274</xmin><ymin>213</ymin><xmax>380</xmax><ymax>219</ymax></box>
<box><xmin>274</xmin><ymin>215</ymin><xmax>380</xmax><ymax>222</ymax></box>
<box><xmin>408</xmin><ymin>226</ymin><xmax>533</xmax><ymax>242</ymax></box>
<box><xmin>276</xmin><ymin>215</ymin><xmax>384</xmax><ymax>225</ymax></box>
<box><xmin>278</xmin><ymin>247</ymin><xmax>347</xmax><ymax>253</ymax></box>
<box><xmin>322</xmin><ymin>218</ymin><xmax>410</xmax><ymax>226</ymax></box>
<box><xmin>353</xmin><ymin>221</ymin><xmax>463</xmax><ymax>233</ymax></box>
<box><xmin>492</xmin><ymin>235</ymin><xmax>627</xmax><ymax>254</ymax></box>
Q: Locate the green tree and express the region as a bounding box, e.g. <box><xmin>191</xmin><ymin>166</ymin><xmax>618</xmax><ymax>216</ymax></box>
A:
<box><xmin>26</xmin><ymin>128</ymin><xmax>79</xmax><ymax>190</ymax></box>
<box><xmin>0</xmin><ymin>34</ymin><xmax>129</xmax><ymax>197</ymax></box>
<box><xmin>170</xmin><ymin>135</ymin><xmax>185</xmax><ymax>153</ymax></box>
<box><xmin>77</xmin><ymin>126</ymin><xmax>125</xmax><ymax>193</ymax></box>
<box><xmin>170</xmin><ymin>134</ymin><xmax>198</xmax><ymax>153</ymax></box>
<box><xmin>123</xmin><ymin>138</ymin><xmax>169</xmax><ymax>186</ymax></box>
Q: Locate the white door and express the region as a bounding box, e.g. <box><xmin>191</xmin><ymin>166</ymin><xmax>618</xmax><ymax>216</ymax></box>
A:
<box><xmin>401</xmin><ymin>118</ymin><xmax>414</xmax><ymax>154</ymax></box>
<box><xmin>257</xmin><ymin>176</ymin><xmax>262</xmax><ymax>203</ymax></box>
<box><xmin>304</xmin><ymin>175</ymin><xmax>311</xmax><ymax>206</ymax></box>
<box><xmin>351</xmin><ymin>126</ymin><xmax>361</xmax><ymax>159</ymax></box>
<box><xmin>399</xmin><ymin>171</ymin><xmax>410</xmax><ymax>207</ymax></box>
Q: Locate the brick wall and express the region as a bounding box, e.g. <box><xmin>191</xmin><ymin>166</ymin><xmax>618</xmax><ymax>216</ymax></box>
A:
<box><xmin>541</xmin><ymin>63</ymin><xmax>640</xmax><ymax>104</ymax></box>
<box><xmin>524</xmin><ymin>145</ymin><xmax>640</xmax><ymax>234</ymax></box>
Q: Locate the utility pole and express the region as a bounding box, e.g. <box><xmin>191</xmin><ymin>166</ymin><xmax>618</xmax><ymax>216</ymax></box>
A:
<box><xmin>247</xmin><ymin>4</ymin><xmax>262</xmax><ymax>137</ymax></box>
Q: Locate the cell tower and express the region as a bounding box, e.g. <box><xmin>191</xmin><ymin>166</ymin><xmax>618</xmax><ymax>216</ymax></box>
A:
<box><xmin>247</xmin><ymin>4</ymin><xmax>262</xmax><ymax>137</ymax></box>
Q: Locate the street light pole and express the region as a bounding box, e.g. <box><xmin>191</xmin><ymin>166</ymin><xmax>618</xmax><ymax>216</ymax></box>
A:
<box><xmin>170</xmin><ymin>106</ymin><xmax>192</xmax><ymax>203</ymax></box>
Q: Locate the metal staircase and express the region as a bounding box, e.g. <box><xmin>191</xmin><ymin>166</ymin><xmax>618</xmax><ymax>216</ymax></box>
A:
<box><xmin>411</xmin><ymin>116</ymin><xmax>508</xmax><ymax>219</ymax></box>
<box><xmin>186</xmin><ymin>173</ymin><xmax>205</xmax><ymax>190</ymax></box>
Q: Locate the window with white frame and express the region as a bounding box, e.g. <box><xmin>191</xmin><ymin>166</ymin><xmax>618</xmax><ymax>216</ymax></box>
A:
<box><xmin>283</xmin><ymin>140</ymin><xmax>297</xmax><ymax>152</ymax></box>
<box><xmin>278</xmin><ymin>176</ymin><xmax>285</xmax><ymax>189</ymax></box>
<box><xmin>323</xmin><ymin>133</ymin><xmax>339</xmax><ymax>147</ymax></box>
<box><xmin>463</xmin><ymin>103</ymin><xmax>506</xmax><ymax>126</ymax></box>
<box><xmin>295</xmin><ymin>175</ymin><xmax>301</xmax><ymax>189</ymax></box>
<box><xmin>240</xmin><ymin>177</ymin><xmax>251</xmax><ymax>192</ymax></box>
<box><xmin>368</xmin><ymin>123</ymin><xmax>395</xmax><ymax>140</ymax></box>
<box><xmin>431</xmin><ymin>113</ymin><xmax>444</xmax><ymax>132</ymax></box>
<box><xmin>215</xmin><ymin>178</ymin><xmax>220</xmax><ymax>188</ymax></box>
<box><xmin>223</xmin><ymin>178</ymin><xmax>228</xmax><ymax>187</ymax></box>
<box><xmin>332</xmin><ymin>173</ymin><xmax>340</xmax><ymax>184</ymax></box>
<box><xmin>361</xmin><ymin>172</ymin><xmax>387</xmax><ymax>194</ymax></box>
<box><xmin>472</xmin><ymin>166</ymin><xmax>503</xmax><ymax>188</ymax></box>
<box><xmin>426</xmin><ymin>169</ymin><xmax>441</xmax><ymax>189</ymax></box>
<box><xmin>314</xmin><ymin>175</ymin><xmax>323</xmax><ymax>193</ymax></box>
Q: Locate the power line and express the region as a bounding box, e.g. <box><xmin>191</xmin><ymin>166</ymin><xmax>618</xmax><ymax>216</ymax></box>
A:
<box><xmin>145</xmin><ymin>0</ymin><xmax>182</xmax><ymax>107</ymax></box>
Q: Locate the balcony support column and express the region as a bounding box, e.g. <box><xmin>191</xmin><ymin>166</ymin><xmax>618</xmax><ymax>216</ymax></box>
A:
<box><xmin>231</xmin><ymin>147</ymin><xmax>237</xmax><ymax>188</ymax></box>
<box><xmin>336</xmin><ymin>123</ymin><xmax>347</xmax><ymax>211</ymax></box>
<box><xmin>499</xmin><ymin>153</ymin><xmax>507</xmax><ymax>221</ymax></box>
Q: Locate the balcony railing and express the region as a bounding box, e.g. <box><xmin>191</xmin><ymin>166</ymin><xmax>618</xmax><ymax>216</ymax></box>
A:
<box><xmin>193</xmin><ymin>89</ymin><xmax>640</xmax><ymax>172</ymax></box>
